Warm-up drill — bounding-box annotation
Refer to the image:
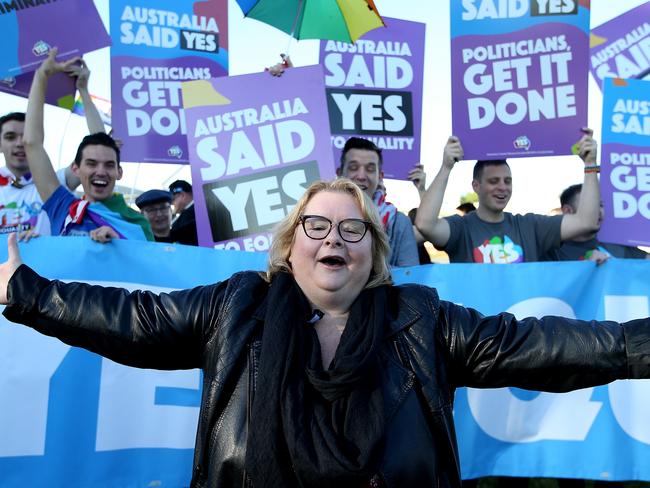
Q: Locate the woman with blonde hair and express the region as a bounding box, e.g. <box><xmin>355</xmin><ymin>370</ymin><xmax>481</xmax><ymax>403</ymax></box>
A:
<box><xmin>1</xmin><ymin>178</ymin><xmax>649</xmax><ymax>488</ymax></box>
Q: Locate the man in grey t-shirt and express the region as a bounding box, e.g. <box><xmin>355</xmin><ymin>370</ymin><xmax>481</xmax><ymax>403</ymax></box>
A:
<box><xmin>415</xmin><ymin>132</ymin><xmax>600</xmax><ymax>263</ymax></box>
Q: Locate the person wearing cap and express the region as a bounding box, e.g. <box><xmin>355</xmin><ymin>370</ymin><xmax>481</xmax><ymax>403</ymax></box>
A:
<box><xmin>169</xmin><ymin>180</ymin><xmax>198</xmax><ymax>246</ymax></box>
<box><xmin>136</xmin><ymin>190</ymin><xmax>174</xmax><ymax>243</ymax></box>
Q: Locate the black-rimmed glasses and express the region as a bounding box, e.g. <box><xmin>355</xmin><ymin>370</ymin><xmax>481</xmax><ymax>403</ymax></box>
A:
<box><xmin>299</xmin><ymin>215</ymin><xmax>371</xmax><ymax>243</ymax></box>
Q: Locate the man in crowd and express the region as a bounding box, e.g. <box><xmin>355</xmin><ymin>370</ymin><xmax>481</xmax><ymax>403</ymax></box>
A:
<box><xmin>0</xmin><ymin>61</ymin><xmax>103</xmax><ymax>238</ymax></box>
<box><xmin>415</xmin><ymin>131</ymin><xmax>600</xmax><ymax>263</ymax></box>
<box><xmin>136</xmin><ymin>190</ymin><xmax>174</xmax><ymax>243</ymax></box>
<box><xmin>545</xmin><ymin>183</ymin><xmax>648</xmax><ymax>264</ymax></box>
<box><xmin>23</xmin><ymin>48</ymin><xmax>152</xmax><ymax>243</ymax></box>
<box><xmin>337</xmin><ymin>137</ymin><xmax>419</xmax><ymax>267</ymax></box>
<box><xmin>169</xmin><ymin>179</ymin><xmax>198</xmax><ymax>246</ymax></box>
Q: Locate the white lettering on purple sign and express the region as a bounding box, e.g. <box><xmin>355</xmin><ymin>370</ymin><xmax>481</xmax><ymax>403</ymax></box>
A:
<box><xmin>120</xmin><ymin>67</ymin><xmax>212</xmax><ymax>138</ymax></box>
<box><xmin>461</xmin><ymin>35</ymin><xmax>576</xmax><ymax>130</ymax></box>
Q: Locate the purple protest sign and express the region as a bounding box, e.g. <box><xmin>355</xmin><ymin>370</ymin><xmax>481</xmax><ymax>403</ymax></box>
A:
<box><xmin>182</xmin><ymin>65</ymin><xmax>336</xmax><ymax>250</ymax></box>
<box><xmin>1</xmin><ymin>0</ymin><xmax>110</xmax><ymax>78</ymax></box>
<box><xmin>450</xmin><ymin>1</ymin><xmax>590</xmax><ymax>160</ymax></box>
<box><xmin>0</xmin><ymin>71</ymin><xmax>76</xmax><ymax>110</ymax></box>
<box><xmin>319</xmin><ymin>17</ymin><xmax>425</xmax><ymax>180</ymax></box>
<box><xmin>110</xmin><ymin>0</ymin><xmax>229</xmax><ymax>164</ymax></box>
<box><xmin>598</xmin><ymin>77</ymin><xmax>650</xmax><ymax>247</ymax></box>
<box><xmin>590</xmin><ymin>2</ymin><xmax>650</xmax><ymax>88</ymax></box>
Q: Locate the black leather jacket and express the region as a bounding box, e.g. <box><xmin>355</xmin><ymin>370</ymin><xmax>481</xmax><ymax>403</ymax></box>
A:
<box><xmin>5</xmin><ymin>265</ymin><xmax>650</xmax><ymax>488</ymax></box>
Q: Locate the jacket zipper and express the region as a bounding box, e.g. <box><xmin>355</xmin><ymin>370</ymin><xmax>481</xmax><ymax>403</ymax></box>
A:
<box><xmin>242</xmin><ymin>342</ymin><xmax>259</xmax><ymax>488</ymax></box>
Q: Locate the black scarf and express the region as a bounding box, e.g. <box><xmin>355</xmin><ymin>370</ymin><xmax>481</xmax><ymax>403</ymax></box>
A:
<box><xmin>245</xmin><ymin>272</ymin><xmax>388</xmax><ymax>488</ymax></box>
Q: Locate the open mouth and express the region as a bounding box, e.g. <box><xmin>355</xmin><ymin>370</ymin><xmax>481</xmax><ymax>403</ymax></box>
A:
<box><xmin>91</xmin><ymin>179</ymin><xmax>109</xmax><ymax>188</ymax></box>
<box><xmin>319</xmin><ymin>255</ymin><xmax>346</xmax><ymax>267</ymax></box>
<box><xmin>13</xmin><ymin>151</ymin><xmax>26</xmax><ymax>159</ymax></box>
<box><xmin>354</xmin><ymin>182</ymin><xmax>368</xmax><ymax>191</ymax></box>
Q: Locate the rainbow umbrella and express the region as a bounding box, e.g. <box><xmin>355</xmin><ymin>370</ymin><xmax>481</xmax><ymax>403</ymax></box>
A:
<box><xmin>236</xmin><ymin>0</ymin><xmax>385</xmax><ymax>44</ymax></box>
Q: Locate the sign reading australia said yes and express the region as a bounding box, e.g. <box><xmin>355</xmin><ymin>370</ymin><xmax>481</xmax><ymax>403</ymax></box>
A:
<box><xmin>590</xmin><ymin>2</ymin><xmax>650</xmax><ymax>87</ymax></box>
<box><xmin>110</xmin><ymin>0</ymin><xmax>228</xmax><ymax>164</ymax></box>
<box><xmin>451</xmin><ymin>0</ymin><xmax>590</xmax><ymax>160</ymax></box>
<box><xmin>182</xmin><ymin>66</ymin><xmax>336</xmax><ymax>251</ymax></box>
<box><xmin>0</xmin><ymin>0</ymin><xmax>110</xmax><ymax>79</ymax></box>
<box><xmin>319</xmin><ymin>18</ymin><xmax>425</xmax><ymax>179</ymax></box>
<box><xmin>598</xmin><ymin>78</ymin><xmax>650</xmax><ymax>247</ymax></box>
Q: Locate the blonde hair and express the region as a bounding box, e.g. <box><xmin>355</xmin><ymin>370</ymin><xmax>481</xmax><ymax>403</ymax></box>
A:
<box><xmin>266</xmin><ymin>179</ymin><xmax>392</xmax><ymax>288</ymax></box>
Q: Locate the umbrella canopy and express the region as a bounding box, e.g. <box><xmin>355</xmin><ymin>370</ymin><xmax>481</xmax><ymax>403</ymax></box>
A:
<box><xmin>236</xmin><ymin>0</ymin><xmax>385</xmax><ymax>44</ymax></box>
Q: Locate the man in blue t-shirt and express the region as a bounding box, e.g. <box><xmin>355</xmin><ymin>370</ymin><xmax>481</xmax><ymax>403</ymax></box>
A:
<box><xmin>23</xmin><ymin>49</ymin><xmax>152</xmax><ymax>243</ymax></box>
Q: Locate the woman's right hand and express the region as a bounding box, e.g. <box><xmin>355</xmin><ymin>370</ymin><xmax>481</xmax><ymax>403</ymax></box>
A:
<box><xmin>0</xmin><ymin>233</ymin><xmax>23</xmax><ymax>305</ymax></box>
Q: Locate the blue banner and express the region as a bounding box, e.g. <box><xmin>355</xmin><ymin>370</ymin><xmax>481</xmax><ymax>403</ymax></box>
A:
<box><xmin>1</xmin><ymin>237</ymin><xmax>650</xmax><ymax>485</ymax></box>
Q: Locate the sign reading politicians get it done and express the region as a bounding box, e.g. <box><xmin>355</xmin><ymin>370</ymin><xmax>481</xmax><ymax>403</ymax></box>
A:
<box><xmin>450</xmin><ymin>0</ymin><xmax>590</xmax><ymax>160</ymax></box>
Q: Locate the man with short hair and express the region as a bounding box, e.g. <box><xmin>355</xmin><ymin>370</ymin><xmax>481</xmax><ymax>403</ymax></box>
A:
<box><xmin>169</xmin><ymin>179</ymin><xmax>198</xmax><ymax>246</ymax></box>
<box><xmin>0</xmin><ymin>112</ymin><xmax>46</xmax><ymax>235</ymax></box>
<box><xmin>136</xmin><ymin>189</ymin><xmax>174</xmax><ymax>243</ymax></box>
<box><xmin>545</xmin><ymin>183</ymin><xmax>648</xmax><ymax>263</ymax></box>
<box><xmin>23</xmin><ymin>49</ymin><xmax>153</xmax><ymax>243</ymax></box>
<box><xmin>0</xmin><ymin>60</ymin><xmax>102</xmax><ymax>237</ymax></box>
<box><xmin>337</xmin><ymin>137</ymin><xmax>419</xmax><ymax>267</ymax></box>
<box><xmin>415</xmin><ymin>133</ymin><xmax>601</xmax><ymax>263</ymax></box>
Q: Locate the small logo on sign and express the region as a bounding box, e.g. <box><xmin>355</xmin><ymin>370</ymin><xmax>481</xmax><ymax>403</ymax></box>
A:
<box><xmin>32</xmin><ymin>41</ymin><xmax>51</xmax><ymax>56</ymax></box>
<box><xmin>167</xmin><ymin>145</ymin><xmax>183</xmax><ymax>158</ymax></box>
<box><xmin>514</xmin><ymin>136</ymin><xmax>531</xmax><ymax>151</ymax></box>
<box><xmin>0</xmin><ymin>77</ymin><xmax>16</xmax><ymax>88</ymax></box>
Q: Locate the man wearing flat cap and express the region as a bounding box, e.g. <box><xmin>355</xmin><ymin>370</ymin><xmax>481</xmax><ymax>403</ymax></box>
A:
<box><xmin>168</xmin><ymin>180</ymin><xmax>198</xmax><ymax>246</ymax></box>
<box><xmin>136</xmin><ymin>189</ymin><xmax>174</xmax><ymax>243</ymax></box>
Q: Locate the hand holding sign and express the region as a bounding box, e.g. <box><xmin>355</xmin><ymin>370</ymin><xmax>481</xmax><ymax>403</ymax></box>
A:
<box><xmin>267</xmin><ymin>54</ymin><xmax>293</xmax><ymax>77</ymax></box>
<box><xmin>576</xmin><ymin>128</ymin><xmax>598</xmax><ymax>166</ymax></box>
<box><xmin>443</xmin><ymin>136</ymin><xmax>464</xmax><ymax>170</ymax></box>
<box><xmin>408</xmin><ymin>164</ymin><xmax>427</xmax><ymax>195</ymax></box>
<box><xmin>70</xmin><ymin>59</ymin><xmax>91</xmax><ymax>92</ymax></box>
<box><xmin>36</xmin><ymin>48</ymin><xmax>81</xmax><ymax>80</ymax></box>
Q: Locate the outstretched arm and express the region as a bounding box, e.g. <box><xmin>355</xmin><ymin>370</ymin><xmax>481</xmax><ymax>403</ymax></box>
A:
<box><xmin>414</xmin><ymin>136</ymin><xmax>464</xmax><ymax>248</ymax></box>
<box><xmin>560</xmin><ymin>128</ymin><xmax>601</xmax><ymax>241</ymax></box>
<box><xmin>23</xmin><ymin>48</ymin><xmax>81</xmax><ymax>201</ymax></box>
<box><xmin>0</xmin><ymin>237</ymin><xmax>236</xmax><ymax>370</ymax></box>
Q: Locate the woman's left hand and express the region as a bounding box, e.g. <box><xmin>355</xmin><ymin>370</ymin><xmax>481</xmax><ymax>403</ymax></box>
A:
<box><xmin>0</xmin><ymin>233</ymin><xmax>23</xmax><ymax>305</ymax></box>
